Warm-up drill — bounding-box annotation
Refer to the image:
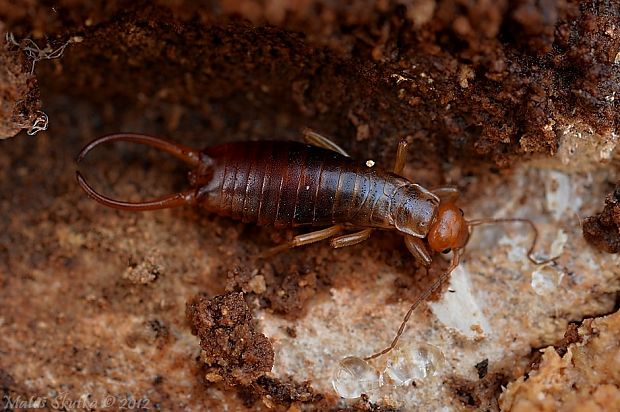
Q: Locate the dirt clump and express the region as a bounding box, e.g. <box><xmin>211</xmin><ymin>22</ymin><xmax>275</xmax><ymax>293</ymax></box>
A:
<box><xmin>186</xmin><ymin>292</ymin><xmax>274</xmax><ymax>386</ymax></box>
<box><xmin>447</xmin><ymin>372</ymin><xmax>510</xmax><ymax>411</ymax></box>
<box><xmin>0</xmin><ymin>34</ymin><xmax>40</xmax><ymax>139</ymax></box>
<box><xmin>237</xmin><ymin>375</ymin><xmax>320</xmax><ymax>409</ymax></box>
<box><xmin>225</xmin><ymin>259</ymin><xmax>325</xmax><ymax>317</ymax></box>
<box><xmin>187</xmin><ymin>292</ymin><xmax>327</xmax><ymax>409</ymax></box>
<box><xmin>553</xmin><ymin>322</ymin><xmax>582</xmax><ymax>357</ymax></box>
<box><xmin>583</xmin><ymin>185</ymin><xmax>620</xmax><ymax>253</ymax></box>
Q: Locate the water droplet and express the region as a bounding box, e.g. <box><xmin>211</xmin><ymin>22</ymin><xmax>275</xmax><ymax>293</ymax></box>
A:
<box><xmin>531</xmin><ymin>265</ymin><xmax>563</xmax><ymax>296</ymax></box>
<box><xmin>384</xmin><ymin>343</ymin><xmax>445</xmax><ymax>386</ymax></box>
<box><xmin>332</xmin><ymin>356</ymin><xmax>382</xmax><ymax>398</ymax></box>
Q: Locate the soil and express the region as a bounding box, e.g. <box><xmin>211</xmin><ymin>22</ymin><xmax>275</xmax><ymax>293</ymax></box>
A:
<box><xmin>583</xmin><ymin>185</ymin><xmax>620</xmax><ymax>253</ymax></box>
<box><xmin>447</xmin><ymin>372</ymin><xmax>510</xmax><ymax>411</ymax></box>
<box><xmin>2</xmin><ymin>1</ymin><xmax>619</xmax><ymax>168</ymax></box>
<box><xmin>0</xmin><ymin>0</ymin><xmax>618</xmax><ymax>410</ymax></box>
<box><xmin>186</xmin><ymin>292</ymin><xmax>274</xmax><ymax>386</ymax></box>
<box><xmin>0</xmin><ymin>35</ymin><xmax>40</xmax><ymax>139</ymax></box>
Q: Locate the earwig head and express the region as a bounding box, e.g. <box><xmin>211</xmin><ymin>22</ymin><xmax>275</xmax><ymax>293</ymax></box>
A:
<box><xmin>427</xmin><ymin>202</ymin><xmax>469</xmax><ymax>253</ymax></box>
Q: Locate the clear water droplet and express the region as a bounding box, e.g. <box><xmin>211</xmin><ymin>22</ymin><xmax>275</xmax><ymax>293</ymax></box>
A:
<box><xmin>384</xmin><ymin>343</ymin><xmax>445</xmax><ymax>386</ymax></box>
<box><xmin>531</xmin><ymin>265</ymin><xmax>563</xmax><ymax>296</ymax></box>
<box><xmin>332</xmin><ymin>356</ymin><xmax>382</xmax><ymax>398</ymax></box>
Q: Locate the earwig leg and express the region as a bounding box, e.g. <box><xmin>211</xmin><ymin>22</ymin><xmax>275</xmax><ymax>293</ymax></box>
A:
<box><xmin>330</xmin><ymin>228</ymin><xmax>373</xmax><ymax>248</ymax></box>
<box><xmin>301</xmin><ymin>128</ymin><xmax>350</xmax><ymax>157</ymax></box>
<box><xmin>403</xmin><ymin>235</ymin><xmax>433</xmax><ymax>266</ymax></box>
<box><xmin>431</xmin><ymin>187</ymin><xmax>460</xmax><ymax>203</ymax></box>
<box><xmin>393</xmin><ymin>140</ymin><xmax>408</xmax><ymax>174</ymax></box>
<box><xmin>260</xmin><ymin>225</ymin><xmax>344</xmax><ymax>258</ymax></box>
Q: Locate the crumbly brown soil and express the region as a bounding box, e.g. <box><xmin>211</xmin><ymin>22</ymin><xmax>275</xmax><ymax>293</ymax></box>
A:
<box><xmin>2</xmin><ymin>1</ymin><xmax>619</xmax><ymax>167</ymax></box>
<box><xmin>187</xmin><ymin>293</ymin><xmax>322</xmax><ymax>409</ymax></box>
<box><xmin>447</xmin><ymin>369</ymin><xmax>511</xmax><ymax>411</ymax></box>
<box><xmin>0</xmin><ymin>34</ymin><xmax>40</xmax><ymax>139</ymax></box>
<box><xmin>583</xmin><ymin>185</ymin><xmax>620</xmax><ymax>253</ymax></box>
<box><xmin>186</xmin><ymin>292</ymin><xmax>274</xmax><ymax>386</ymax></box>
<box><xmin>1</xmin><ymin>0</ymin><xmax>619</xmax><ymax>410</ymax></box>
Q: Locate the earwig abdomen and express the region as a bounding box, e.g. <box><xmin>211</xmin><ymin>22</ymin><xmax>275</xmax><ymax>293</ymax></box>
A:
<box><xmin>196</xmin><ymin>141</ymin><xmax>438</xmax><ymax>234</ymax></box>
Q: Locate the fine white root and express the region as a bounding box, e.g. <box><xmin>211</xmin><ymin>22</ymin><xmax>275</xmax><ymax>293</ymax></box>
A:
<box><xmin>26</xmin><ymin>111</ymin><xmax>49</xmax><ymax>136</ymax></box>
<box><xmin>5</xmin><ymin>32</ymin><xmax>80</xmax><ymax>73</ymax></box>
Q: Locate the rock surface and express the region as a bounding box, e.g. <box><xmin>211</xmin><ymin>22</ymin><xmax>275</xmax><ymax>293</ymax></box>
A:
<box><xmin>500</xmin><ymin>310</ymin><xmax>620</xmax><ymax>412</ymax></box>
<box><xmin>0</xmin><ymin>1</ymin><xmax>618</xmax><ymax>410</ymax></box>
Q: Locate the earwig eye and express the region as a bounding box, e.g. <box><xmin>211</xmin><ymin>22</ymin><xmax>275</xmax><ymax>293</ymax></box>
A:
<box><xmin>459</xmin><ymin>208</ymin><xmax>464</xmax><ymax>216</ymax></box>
<box><xmin>442</xmin><ymin>248</ymin><xmax>451</xmax><ymax>254</ymax></box>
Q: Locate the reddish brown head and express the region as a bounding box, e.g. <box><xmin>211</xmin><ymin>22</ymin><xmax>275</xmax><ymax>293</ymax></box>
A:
<box><xmin>427</xmin><ymin>203</ymin><xmax>469</xmax><ymax>253</ymax></box>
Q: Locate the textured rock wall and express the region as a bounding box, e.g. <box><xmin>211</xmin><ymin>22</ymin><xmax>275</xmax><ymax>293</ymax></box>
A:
<box><xmin>0</xmin><ymin>1</ymin><xmax>618</xmax><ymax>411</ymax></box>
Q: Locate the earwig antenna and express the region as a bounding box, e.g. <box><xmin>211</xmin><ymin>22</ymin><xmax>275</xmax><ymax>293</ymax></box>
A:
<box><xmin>359</xmin><ymin>217</ymin><xmax>557</xmax><ymax>361</ymax></box>
<box><xmin>364</xmin><ymin>251</ymin><xmax>461</xmax><ymax>361</ymax></box>
<box><xmin>76</xmin><ymin>133</ymin><xmax>201</xmax><ymax>167</ymax></box>
<box><xmin>76</xmin><ymin>133</ymin><xmax>200</xmax><ymax>211</ymax></box>
<box><xmin>467</xmin><ymin>217</ymin><xmax>558</xmax><ymax>265</ymax></box>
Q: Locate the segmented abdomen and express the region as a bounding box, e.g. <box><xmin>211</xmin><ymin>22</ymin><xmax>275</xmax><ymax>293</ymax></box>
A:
<box><xmin>196</xmin><ymin>141</ymin><xmax>403</xmax><ymax>228</ymax></box>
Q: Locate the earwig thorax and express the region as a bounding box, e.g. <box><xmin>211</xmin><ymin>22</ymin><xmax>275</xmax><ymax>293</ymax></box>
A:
<box><xmin>390</xmin><ymin>185</ymin><xmax>439</xmax><ymax>237</ymax></box>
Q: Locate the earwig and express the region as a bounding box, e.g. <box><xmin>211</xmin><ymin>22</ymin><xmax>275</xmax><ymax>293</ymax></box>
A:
<box><xmin>76</xmin><ymin>130</ymin><xmax>558</xmax><ymax>360</ymax></box>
